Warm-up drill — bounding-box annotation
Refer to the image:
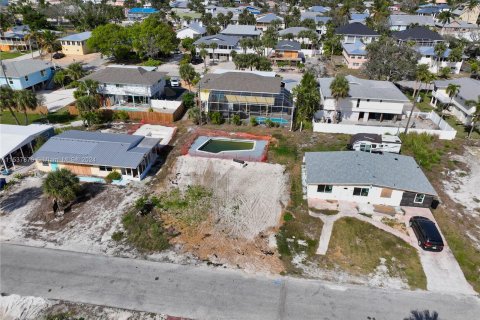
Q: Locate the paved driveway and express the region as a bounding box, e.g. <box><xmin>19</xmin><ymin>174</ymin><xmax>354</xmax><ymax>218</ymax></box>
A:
<box><xmin>37</xmin><ymin>89</ymin><xmax>76</xmax><ymax>112</ymax></box>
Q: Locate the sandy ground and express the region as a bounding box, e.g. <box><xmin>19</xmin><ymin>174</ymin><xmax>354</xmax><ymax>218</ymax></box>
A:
<box><xmin>164</xmin><ymin>156</ymin><xmax>290</xmax><ymax>273</ymax></box>
<box><xmin>0</xmin><ymin>294</ymin><xmax>167</xmax><ymax>320</ymax></box>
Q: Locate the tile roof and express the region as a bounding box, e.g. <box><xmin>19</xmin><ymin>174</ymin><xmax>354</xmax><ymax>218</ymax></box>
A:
<box><xmin>32</xmin><ymin>130</ymin><xmax>159</xmax><ymax>168</ymax></box>
<box><xmin>199</xmin><ymin>71</ymin><xmax>282</xmax><ymax>94</ymax></box>
<box><xmin>1</xmin><ymin>59</ymin><xmax>53</xmax><ymax>78</ymax></box>
<box><xmin>305</xmin><ymin>151</ymin><xmax>437</xmax><ymax>195</ymax></box>
<box><xmin>319</xmin><ymin>75</ymin><xmax>409</xmax><ymax>102</ymax></box>
<box><xmin>59</xmin><ymin>31</ymin><xmax>92</xmax><ymax>41</ymax></box>
<box><xmin>194</xmin><ymin>34</ymin><xmax>240</xmax><ymax>47</ymax></box>
<box><xmin>392</xmin><ymin>26</ymin><xmax>444</xmax><ymax>41</ymax></box>
<box><xmin>335</xmin><ymin>22</ymin><xmax>378</xmax><ymax>36</ymax></box>
<box><xmin>82</xmin><ymin>67</ymin><xmax>166</xmax><ymax>86</ymax></box>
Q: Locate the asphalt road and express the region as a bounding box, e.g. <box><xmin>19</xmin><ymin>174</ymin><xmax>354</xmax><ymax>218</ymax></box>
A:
<box><xmin>1</xmin><ymin>244</ymin><xmax>479</xmax><ymax>320</ymax></box>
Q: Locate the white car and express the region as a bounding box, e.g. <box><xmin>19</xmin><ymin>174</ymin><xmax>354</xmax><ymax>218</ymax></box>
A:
<box><xmin>170</xmin><ymin>77</ymin><xmax>180</xmax><ymax>87</ymax></box>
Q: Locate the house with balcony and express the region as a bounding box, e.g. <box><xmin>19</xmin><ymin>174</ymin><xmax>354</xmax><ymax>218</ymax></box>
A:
<box><xmin>342</xmin><ymin>41</ymin><xmax>368</xmax><ymax>69</ymax></box>
<box><xmin>198</xmin><ymin>70</ymin><xmax>294</xmax><ymax>126</ymax></box>
<box><xmin>304</xmin><ymin>151</ymin><xmax>437</xmax><ymax>208</ymax></box>
<box><xmin>416</xmin><ymin>46</ymin><xmax>464</xmax><ymax>74</ymax></box>
<box><xmin>436</xmin><ymin>20</ymin><xmax>480</xmax><ymax>42</ymax></box>
<box><xmin>431</xmin><ymin>78</ymin><xmax>480</xmax><ymax>125</ymax></box>
<box><xmin>81</xmin><ymin>65</ymin><xmax>167</xmax><ymax>107</ymax></box>
<box><xmin>0</xmin><ymin>59</ymin><xmax>54</xmax><ymax>90</ymax></box>
<box><xmin>317</xmin><ymin>75</ymin><xmax>410</xmax><ymax>124</ymax></box>
<box><xmin>32</xmin><ymin>130</ymin><xmax>159</xmax><ymax>181</ymax></box>
<box><xmin>194</xmin><ymin>34</ymin><xmax>244</xmax><ymax>62</ymax></box>
<box><xmin>59</xmin><ymin>31</ymin><xmax>92</xmax><ymax>56</ymax></box>
<box><xmin>0</xmin><ymin>25</ymin><xmax>34</xmax><ymax>52</ymax></box>
<box><xmin>388</xmin><ymin>14</ymin><xmax>435</xmax><ymax>31</ymax></box>
<box><xmin>269</xmin><ymin>40</ymin><xmax>303</xmax><ymax>65</ymax></box>
<box><xmin>392</xmin><ymin>26</ymin><xmax>444</xmax><ymax>46</ymax></box>
<box><xmin>300</xmin><ymin>13</ymin><xmax>331</xmax><ymax>35</ymax></box>
<box><xmin>256</xmin><ymin>13</ymin><xmax>284</xmax><ymax>31</ymax></box>
<box><xmin>335</xmin><ymin>22</ymin><xmax>379</xmax><ymax>44</ymax></box>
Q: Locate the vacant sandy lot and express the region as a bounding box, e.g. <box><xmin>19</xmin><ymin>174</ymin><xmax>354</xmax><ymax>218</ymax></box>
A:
<box><xmin>164</xmin><ymin>156</ymin><xmax>290</xmax><ymax>273</ymax></box>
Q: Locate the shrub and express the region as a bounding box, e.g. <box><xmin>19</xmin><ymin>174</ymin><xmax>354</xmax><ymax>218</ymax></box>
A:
<box><xmin>111</xmin><ymin>231</ymin><xmax>124</xmax><ymax>241</ymax></box>
<box><xmin>231</xmin><ymin>114</ymin><xmax>241</xmax><ymax>126</ymax></box>
<box><xmin>113</xmin><ymin>110</ymin><xmax>129</xmax><ymax>121</ymax></box>
<box><xmin>250</xmin><ymin>116</ymin><xmax>258</xmax><ymax>126</ymax></box>
<box><xmin>43</xmin><ymin>169</ymin><xmax>80</xmax><ymax>205</ymax></box>
<box><xmin>284</xmin><ymin>212</ymin><xmax>294</xmax><ymax>221</ymax></box>
<box><xmin>142</xmin><ymin>58</ymin><xmax>162</xmax><ymax>67</ymax></box>
<box><xmin>105</xmin><ymin>170</ymin><xmax>122</xmax><ymax>183</ymax></box>
<box><xmin>209</xmin><ymin>111</ymin><xmax>224</xmax><ymax>125</ymax></box>
<box><xmin>399</xmin><ymin>132</ymin><xmax>442</xmax><ymax>170</ymax></box>
<box><xmin>265</xmin><ymin>118</ymin><xmax>275</xmax><ymax>128</ymax></box>
<box><xmin>122</xmin><ymin>211</ymin><xmax>170</xmax><ymax>252</ymax></box>
<box><xmin>182</xmin><ymin>92</ymin><xmax>195</xmax><ymax>109</ymax></box>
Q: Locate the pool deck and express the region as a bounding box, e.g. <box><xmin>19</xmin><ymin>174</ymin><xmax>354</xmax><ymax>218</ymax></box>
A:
<box><xmin>188</xmin><ymin>136</ymin><xmax>268</xmax><ymax>162</ymax></box>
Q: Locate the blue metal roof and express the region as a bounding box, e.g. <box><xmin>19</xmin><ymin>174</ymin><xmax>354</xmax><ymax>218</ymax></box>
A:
<box><xmin>128</xmin><ymin>7</ymin><xmax>159</xmax><ymax>14</ymax></box>
<box><xmin>59</xmin><ymin>31</ymin><xmax>92</xmax><ymax>42</ymax></box>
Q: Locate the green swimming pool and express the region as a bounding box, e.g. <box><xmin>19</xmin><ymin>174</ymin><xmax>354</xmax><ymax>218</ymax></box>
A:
<box><xmin>198</xmin><ymin>138</ymin><xmax>255</xmax><ymax>154</ymax></box>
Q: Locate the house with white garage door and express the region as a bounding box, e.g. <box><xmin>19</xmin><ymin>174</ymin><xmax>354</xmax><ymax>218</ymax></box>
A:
<box><xmin>304</xmin><ymin>151</ymin><xmax>437</xmax><ymax>208</ymax></box>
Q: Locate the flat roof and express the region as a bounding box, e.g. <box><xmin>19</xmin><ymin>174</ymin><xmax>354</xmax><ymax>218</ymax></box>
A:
<box><xmin>32</xmin><ymin>130</ymin><xmax>159</xmax><ymax>168</ymax></box>
<box><xmin>1</xmin><ymin>124</ymin><xmax>53</xmax><ymax>159</ymax></box>
<box><xmin>305</xmin><ymin>151</ymin><xmax>437</xmax><ymax>195</ymax></box>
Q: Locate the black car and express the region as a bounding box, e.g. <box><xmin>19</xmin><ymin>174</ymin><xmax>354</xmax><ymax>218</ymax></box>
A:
<box><xmin>52</xmin><ymin>52</ymin><xmax>65</xmax><ymax>59</ymax></box>
<box><xmin>409</xmin><ymin>216</ymin><xmax>444</xmax><ymax>252</ymax></box>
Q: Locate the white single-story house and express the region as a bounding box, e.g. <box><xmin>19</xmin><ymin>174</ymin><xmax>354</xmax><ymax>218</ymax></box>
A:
<box><xmin>0</xmin><ymin>124</ymin><xmax>54</xmax><ymax>171</ymax></box>
<box><xmin>304</xmin><ymin>151</ymin><xmax>437</xmax><ymax>207</ymax></box>
<box><xmin>176</xmin><ymin>22</ymin><xmax>206</xmax><ymax>40</ymax></box>
<box><xmin>32</xmin><ymin>130</ymin><xmax>160</xmax><ymax>181</ymax></box>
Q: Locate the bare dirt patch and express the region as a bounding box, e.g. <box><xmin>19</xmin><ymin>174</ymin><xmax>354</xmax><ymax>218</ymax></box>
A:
<box><xmin>160</xmin><ymin>156</ymin><xmax>289</xmax><ymax>273</ymax></box>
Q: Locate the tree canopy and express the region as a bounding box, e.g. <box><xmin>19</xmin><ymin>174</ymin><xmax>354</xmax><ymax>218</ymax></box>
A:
<box><xmin>43</xmin><ymin>169</ymin><xmax>81</xmax><ymax>205</ymax></box>
<box><xmin>292</xmin><ymin>72</ymin><xmax>320</xmax><ymax>129</ymax></box>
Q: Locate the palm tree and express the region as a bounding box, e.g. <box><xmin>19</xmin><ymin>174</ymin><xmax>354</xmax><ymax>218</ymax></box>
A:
<box><xmin>65</xmin><ymin>62</ymin><xmax>86</xmax><ymax>81</ymax></box>
<box><xmin>188</xmin><ymin>106</ymin><xmax>201</xmax><ymax>125</ymax></box>
<box><xmin>443</xmin><ymin>83</ymin><xmax>461</xmax><ymax>119</ymax></box>
<box><xmin>438</xmin><ymin>66</ymin><xmax>451</xmax><ymax>79</ymax></box>
<box><xmin>329</xmin><ymin>75</ymin><xmax>350</xmax><ymax>123</ymax></box>
<box><xmin>53</xmin><ymin>70</ymin><xmax>66</xmax><ymax>88</ymax></box>
<box><xmin>209</xmin><ymin>42</ymin><xmax>218</xmax><ymax>64</ymax></box>
<box><xmin>199</xmin><ymin>48</ymin><xmax>208</xmax><ymax>72</ymax></box>
<box><xmin>413</xmin><ymin>64</ymin><xmax>430</xmax><ymax>98</ymax></box>
<box><xmin>14</xmin><ymin>89</ymin><xmax>41</xmax><ymax>125</ymax></box>
<box><xmin>43</xmin><ymin>168</ymin><xmax>80</xmax><ymax>206</ymax></box>
<box><xmin>437</xmin><ymin>10</ymin><xmax>453</xmax><ymax>28</ymax></box>
<box><xmin>25</xmin><ymin>30</ymin><xmax>42</xmax><ymax>58</ymax></box>
<box><xmin>0</xmin><ymin>86</ymin><xmax>21</xmax><ymax>125</ymax></box>
<box><xmin>239</xmin><ymin>38</ymin><xmax>252</xmax><ymax>54</ymax></box>
<box><xmin>74</xmin><ymin>79</ymin><xmax>99</xmax><ymax>99</ymax></box>
<box><xmin>405</xmin><ymin>65</ymin><xmax>431</xmax><ymax>134</ymax></box>
<box><xmin>179</xmin><ymin>63</ymin><xmax>197</xmax><ymax>91</ymax></box>
<box><xmin>404</xmin><ymin>310</ymin><xmax>439</xmax><ymax>320</ymax></box>
<box><xmin>466</xmin><ymin>96</ymin><xmax>480</xmax><ymax>138</ymax></box>
<box><xmin>434</xmin><ymin>42</ymin><xmax>447</xmax><ymax>73</ymax></box>
<box><xmin>39</xmin><ymin>30</ymin><xmax>59</xmax><ymax>61</ymax></box>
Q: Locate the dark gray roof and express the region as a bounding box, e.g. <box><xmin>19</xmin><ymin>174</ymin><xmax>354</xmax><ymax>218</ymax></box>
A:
<box><xmin>275</xmin><ymin>40</ymin><xmax>301</xmax><ymax>51</ymax></box>
<box><xmin>32</xmin><ymin>130</ymin><xmax>159</xmax><ymax>168</ymax></box>
<box><xmin>82</xmin><ymin>67</ymin><xmax>166</xmax><ymax>86</ymax></box>
<box><xmin>319</xmin><ymin>75</ymin><xmax>409</xmax><ymax>102</ymax></box>
<box><xmin>305</xmin><ymin>151</ymin><xmax>437</xmax><ymax>195</ymax></box>
<box><xmin>1</xmin><ymin>59</ymin><xmax>53</xmax><ymax>78</ymax></box>
<box><xmin>335</xmin><ymin>22</ymin><xmax>378</xmax><ymax>36</ymax></box>
<box><xmin>199</xmin><ymin>72</ymin><xmax>282</xmax><ymax>94</ymax></box>
<box><xmin>434</xmin><ymin>78</ymin><xmax>480</xmax><ymax>102</ymax></box>
<box><xmin>194</xmin><ymin>34</ymin><xmax>240</xmax><ymax>47</ymax></box>
<box><xmin>392</xmin><ymin>26</ymin><xmax>443</xmax><ymax>41</ymax></box>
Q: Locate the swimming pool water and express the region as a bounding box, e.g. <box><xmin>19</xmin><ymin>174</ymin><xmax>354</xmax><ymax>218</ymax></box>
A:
<box><xmin>255</xmin><ymin>117</ymin><xmax>289</xmax><ymax>125</ymax></box>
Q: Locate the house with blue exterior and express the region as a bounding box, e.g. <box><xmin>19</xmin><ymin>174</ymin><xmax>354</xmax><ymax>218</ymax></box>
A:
<box><xmin>0</xmin><ymin>59</ymin><xmax>55</xmax><ymax>90</ymax></box>
<box><xmin>127</xmin><ymin>7</ymin><xmax>159</xmax><ymax>21</ymax></box>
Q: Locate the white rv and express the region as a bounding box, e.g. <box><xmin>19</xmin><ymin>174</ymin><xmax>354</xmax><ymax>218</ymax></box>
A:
<box><xmin>348</xmin><ymin>133</ymin><xmax>402</xmax><ymax>154</ymax></box>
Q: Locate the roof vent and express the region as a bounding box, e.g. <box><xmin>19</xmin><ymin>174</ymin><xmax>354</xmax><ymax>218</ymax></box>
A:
<box><xmin>394</xmin><ymin>158</ymin><xmax>398</xmax><ymax>161</ymax></box>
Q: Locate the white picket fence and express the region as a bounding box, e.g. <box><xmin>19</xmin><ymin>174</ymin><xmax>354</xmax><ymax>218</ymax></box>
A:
<box><xmin>313</xmin><ymin>111</ymin><xmax>457</xmax><ymax>140</ymax></box>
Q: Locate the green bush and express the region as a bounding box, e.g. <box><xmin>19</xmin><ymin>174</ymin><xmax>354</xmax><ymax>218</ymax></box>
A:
<box><xmin>111</xmin><ymin>231</ymin><xmax>124</xmax><ymax>241</ymax></box>
<box><xmin>182</xmin><ymin>92</ymin><xmax>195</xmax><ymax>109</ymax></box>
<box><xmin>284</xmin><ymin>212</ymin><xmax>294</xmax><ymax>221</ymax></box>
<box><xmin>209</xmin><ymin>111</ymin><xmax>224</xmax><ymax>125</ymax></box>
<box><xmin>105</xmin><ymin>170</ymin><xmax>122</xmax><ymax>183</ymax></box>
<box><xmin>231</xmin><ymin>114</ymin><xmax>241</xmax><ymax>126</ymax></box>
<box><xmin>142</xmin><ymin>58</ymin><xmax>162</xmax><ymax>67</ymax></box>
<box><xmin>113</xmin><ymin>110</ymin><xmax>129</xmax><ymax>121</ymax></box>
<box><xmin>250</xmin><ymin>116</ymin><xmax>258</xmax><ymax>126</ymax></box>
<box><xmin>122</xmin><ymin>211</ymin><xmax>170</xmax><ymax>252</ymax></box>
<box><xmin>265</xmin><ymin>118</ymin><xmax>275</xmax><ymax>127</ymax></box>
<box><xmin>399</xmin><ymin>132</ymin><xmax>442</xmax><ymax>170</ymax></box>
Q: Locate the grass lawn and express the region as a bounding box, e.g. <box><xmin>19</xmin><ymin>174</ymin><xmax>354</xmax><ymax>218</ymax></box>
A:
<box><xmin>0</xmin><ymin>51</ymin><xmax>24</xmax><ymax>60</ymax></box>
<box><xmin>442</xmin><ymin>115</ymin><xmax>480</xmax><ymax>140</ymax></box>
<box><xmin>1</xmin><ymin>109</ymin><xmax>78</xmax><ymax>125</ymax></box>
<box><xmin>317</xmin><ymin>217</ymin><xmax>427</xmax><ymax>290</ymax></box>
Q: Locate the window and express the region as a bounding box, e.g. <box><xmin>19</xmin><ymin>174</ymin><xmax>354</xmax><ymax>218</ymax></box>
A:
<box><xmin>317</xmin><ymin>184</ymin><xmax>333</xmax><ymax>193</ymax></box>
<box><xmin>67</xmin><ymin>41</ymin><xmax>71</xmax><ymax>45</ymax></box>
<box><xmin>42</xmin><ymin>161</ymin><xmax>49</xmax><ymax>166</ymax></box>
<box><xmin>414</xmin><ymin>193</ymin><xmax>425</xmax><ymax>204</ymax></box>
<box><xmin>40</xmin><ymin>70</ymin><xmax>46</xmax><ymax>77</ymax></box>
<box><xmin>99</xmin><ymin>166</ymin><xmax>113</xmax><ymax>171</ymax></box>
<box><xmin>353</xmin><ymin>187</ymin><xmax>369</xmax><ymax>196</ymax></box>
<box><xmin>115</xmin><ymin>84</ymin><xmax>123</xmax><ymax>88</ymax></box>
<box><xmin>24</xmin><ymin>75</ymin><xmax>29</xmax><ymax>81</ymax></box>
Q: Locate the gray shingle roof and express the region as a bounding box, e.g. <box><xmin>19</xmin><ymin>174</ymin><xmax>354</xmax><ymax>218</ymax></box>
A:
<box><xmin>335</xmin><ymin>22</ymin><xmax>378</xmax><ymax>36</ymax></box>
<box><xmin>199</xmin><ymin>72</ymin><xmax>282</xmax><ymax>94</ymax></box>
<box><xmin>275</xmin><ymin>40</ymin><xmax>301</xmax><ymax>51</ymax></box>
<box><xmin>434</xmin><ymin>78</ymin><xmax>480</xmax><ymax>102</ymax></box>
<box><xmin>82</xmin><ymin>67</ymin><xmax>166</xmax><ymax>86</ymax></box>
<box><xmin>32</xmin><ymin>130</ymin><xmax>159</xmax><ymax>168</ymax></box>
<box><xmin>1</xmin><ymin>59</ymin><xmax>53</xmax><ymax>78</ymax></box>
<box><xmin>319</xmin><ymin>75</ymin><xmax>409</xmax><ymax>102</ymax></box>
<box><xmin>220</xmin><ymin>24</ymin><xmax>261</xmax><ymax>36</ymax></box>
<box><xmin>389</xmin><ymin>14</ymin><xmax>435</xmax><ymax>27</ymax></box>
<box><xmin>305</xmin><ymin>151</ymin><xmax>437</xmax><ymax>195</ymax></box>
<box><xmin>256</xmin><ymin>13</ymin><xmax>284</xmax><ymax>23</ymax></box>
<box><xmin>279</xmin><ymin>27</ymin><xmax>309</xmax><ymax>36</ymax></box>
<box><xmin>392</xmin><ymin>26</ymin><xmax>443</xmax><ymax>41</ymax></box>
<box><xmin>194</xmin><ymin>34</ymin><xmax>240</xmax><ymax>47</ymax></box>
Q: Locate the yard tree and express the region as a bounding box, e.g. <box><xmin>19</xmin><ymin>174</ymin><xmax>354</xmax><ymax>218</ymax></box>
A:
<box><xmin>199</xmin><ymin>45</ymin><xmax>208</xmax><ymax>71</ymax></box>
<box><xmin>466</xmin><ymin>96</ymin><xmax>480</xmax><ymax>138</ymax></box>
<box><xmin>364</xmin><ymin>37</ymin><xmax>420</xmax><ymax>81</ymax></box>
<box><xmin>188</xmin><ymin>107</ymin><xmax>202</xmax><ymax>125</ymax></box>
<box><xmin>65</xmin><ymin>62</ymin><xmax>87</xmax><ymax>81</ymax></box>
<box><xmin>404</xmin><ymin>65</ymin><xmax>432</xmax><ymax>134</ymax></box>
<box><xmin>87</xmin><ymin>23</ymin><xmax>132</xmax><ymax>61</ymax></box>
<box><xmin>292</xmin><ymin>72</ymin><xmax>320</xmax><ymax>129</ymax></box>
<box><xmin>14</xmin><ymin>89</ymin><xmax>41</xmax><ymax>125</ymax></box>
<box><xmin>262</xmin><ymin>26</ymin><xmax>279</xmax><ymax>55</ymax></box>
<box><xmin>209</xmin><ymin>42</ymin><xmax>218</xmax><ymax>63</ymax></box>
<box><xmin>131</xmin><ymin>17</ymin><xmax>179</xmax><ymax>59</ymax></box>
<box><xmin>43</xmin><ymin>168</ymin><xmax>80</xmax><ymax>206</ymax></box>
<box><xmin>434</xmin><ymin>42</ymin><xmax>448</xmax><ymax>73</ymax></box>
<box><xmin>74</xmin><ymin>79</ymin><xmax>99</xmax><ymax>99</ymax></box>
<box><xmin>329</xmin><ymin>75</ymin><xmax>350</xmax><ymax>124</ymax></box>
<box><xmin>65</xmin><ymin>2</ymin><xmax>125</xmax><ymax>31</ymax></box>
<box><xmin>53</xmin><ymin>70</ymin><xmax>66</xmax><ymax>88</ymax></box>
<box><xmin>444</xmin><ymin>83</ymin><xmax>461</xmax><ymax>119</ymax></box>
<box><xmin>238</xmin><ymin>9</ymin><xmax>256</xmax><ymax>25</ymax></box>
<box><xmin>39</xmin><ymin>30</ymin><xmax>60</xmax><ymax>61</ymax></box>
<box><xmin>0</xmin><ymin>86</ymin><xmax>21</xmax><ymax>125</ymax></box>
<box><xmin>438</xmin><ymin>66</ymin><xmax>451</xmax><ymax>79</ymax></box>
<box><xmin>76</xmin><ymin>95</ymin><xmax>100</xmax><ymax>126</ymax></box>
<box><xmin>179</xmin><ymin>63</ymin><xmax>198</xmax><ymax>91</ymax></box>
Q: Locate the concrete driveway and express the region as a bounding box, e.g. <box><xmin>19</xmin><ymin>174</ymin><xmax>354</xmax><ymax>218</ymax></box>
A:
<box><xmin>37</xmin><ymin>89</ymin><xmax>76</xmax><ymax>112</ymax></box>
